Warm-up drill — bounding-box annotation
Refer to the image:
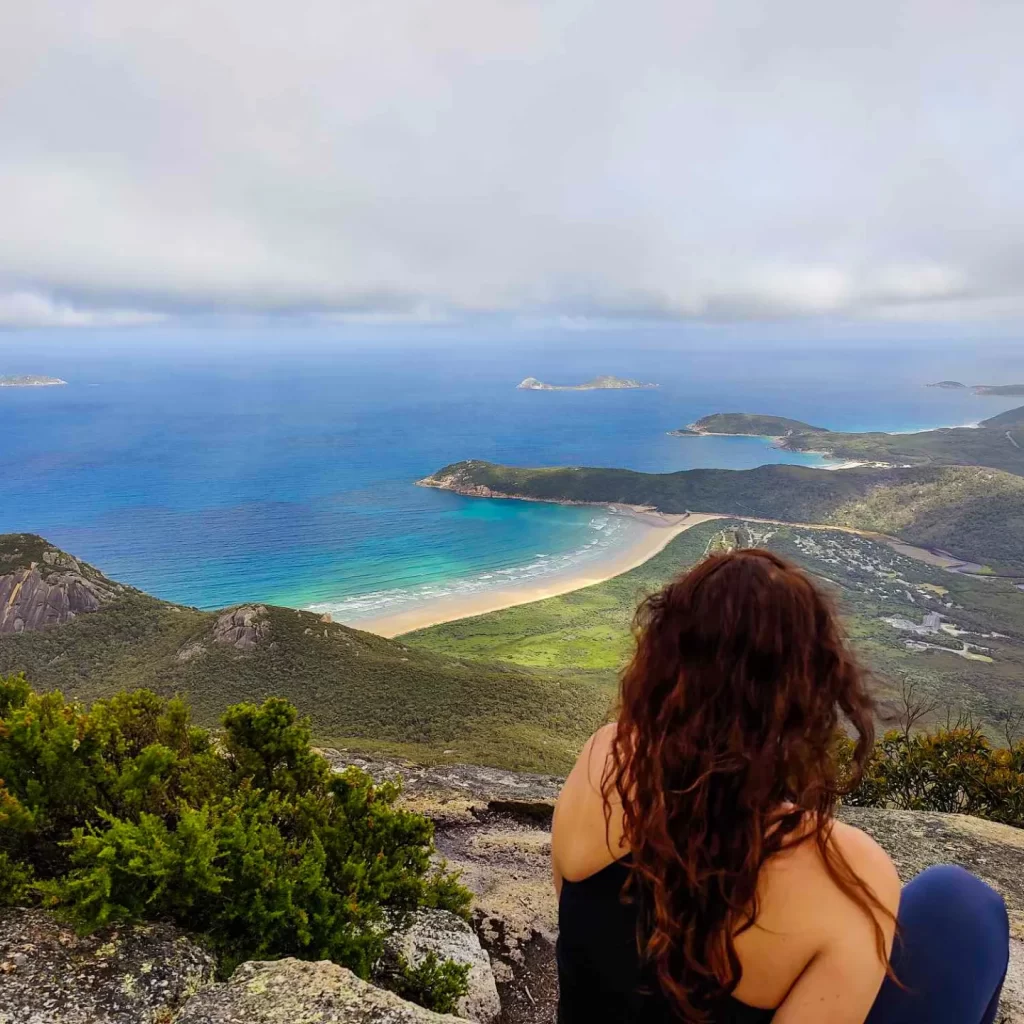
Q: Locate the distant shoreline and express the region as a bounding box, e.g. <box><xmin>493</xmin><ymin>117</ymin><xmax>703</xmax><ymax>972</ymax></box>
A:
<box><xmin>353</xmin><ymin>508</ymin><xmax>721</xmax><ymax>637</ymax></box>
<box><xmin>671</xmin><ymin>416</ymin><xmax>996</xmax><ymax>469</ymax></box>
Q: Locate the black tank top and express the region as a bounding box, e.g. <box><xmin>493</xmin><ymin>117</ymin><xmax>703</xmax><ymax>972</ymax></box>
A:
<box><xmin>557</xmin><ymin>859</ymin><xmax>776</xmax><ymax>1023</ymax></box>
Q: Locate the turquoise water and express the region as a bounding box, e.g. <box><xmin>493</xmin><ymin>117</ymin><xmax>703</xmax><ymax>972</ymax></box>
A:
<box><xmin>1</xmin><ymin>327</ymin><xmax>1021</xmax><ymax>621</ymax></box>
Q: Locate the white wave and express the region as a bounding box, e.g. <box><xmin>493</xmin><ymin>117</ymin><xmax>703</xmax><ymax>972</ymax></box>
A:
<box><xmin>308</xmin><ymin>514</ymin><xmax>649</xmax><ymax>623</ymax></box>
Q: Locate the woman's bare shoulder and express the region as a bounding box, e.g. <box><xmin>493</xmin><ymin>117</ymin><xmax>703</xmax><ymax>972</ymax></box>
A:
<box><xmin>562</xmin><ymin>723</ymin><xmax>617</xmax><ymax>794</ymax></box>
<box><xmin>828</xmin><ymin>818</ymin><xmax>902</xmax><ymax>909</ymax></box>
<box><xmin>758</xmin><ymin>816</ymin><xmax>901</xmax><ymax>938</ymax></box>
<box><xmin>552</xmin><ymin>724</ymin><xmax>625</xmax><ymax>882</ymax></box>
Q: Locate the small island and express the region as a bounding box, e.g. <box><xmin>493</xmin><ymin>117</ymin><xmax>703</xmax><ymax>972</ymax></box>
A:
<box><xmin>926</xmin><ymin>381</ymin><xmax>968</xmax><ymax>389</ymax></box>
<box><xmin>517</xmin><ymin>375</ymin><xmax>657</xmax><ymax>391</ymax></box>
<box><xmin>681</xmin><ymin>413</ymin><xmax>828</xmax><ymax>437</ymax></box>
<box><xmin>0</xmin><ymin>375</ymin><xmax>67</xmax><ymax>388</ymax></box>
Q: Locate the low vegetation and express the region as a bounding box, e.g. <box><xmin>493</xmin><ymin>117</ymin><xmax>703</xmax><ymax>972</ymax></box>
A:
<box><xmin>689</xmin><ymin>412</ymin><xmax>827</xmax><ymax>435</ymax></box>
<box><xmin>423</xmin><ymin>460</ymin><xmax>1024</xmax><ymax>573</ymax></box>
<box><xmin>409</xmin><ymin>520</ymin><xmax>1024</xmax><ymax>744</ymax></box>
<box><xmin>0</xmin><ymin>676</ymin><xmax>472</xmax><ymax>1008</ymax></box>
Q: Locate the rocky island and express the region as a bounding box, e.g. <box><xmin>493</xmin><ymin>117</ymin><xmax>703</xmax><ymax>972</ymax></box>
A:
<box><xmin>926</xmin><ymin>380</ymin><xmax>968</xmax><ymax>389</ymax></box>
<box><xmin>0</xmin><ymin>374</ymin><xmax>66</xmax><ymax>387</ymax></box>
<box><xmin>517</xmin><ymin>375</ymin><xmax>657</xmax><ymax>391</ymax></box>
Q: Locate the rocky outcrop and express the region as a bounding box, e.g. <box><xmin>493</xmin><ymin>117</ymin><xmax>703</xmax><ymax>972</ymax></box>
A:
<box><xmin>0</xmin><ymin>535</ymin><xmax>126</xmax><ymax>634</ymax></box>
<box><xmin>0</xmin><ymin>567</ymin><xmax>105</xmax><ymax>633</ymax></box>
<box><xmin>213</xmin><ymin>605</ymin><xmax>269</xmax><ymax>651</ymax></box>
<box><xmin>0</xmin><ymin>907</ymin><xmax>215</xmax><ymax>1023</ymax></box>
<box><xmin>174</xmin><ymin>959</ymin><xmax>461</xmax><ymax>1023</ymax></box>
<box><xmin>0</xmin><ymin>562</ymin><xmax>126</xmax><ymax>637</ymax></box>
<box><xmin>382</xmin><ymin>910</ymin><xmax>501</xmax><ymax>1023</ymax></box>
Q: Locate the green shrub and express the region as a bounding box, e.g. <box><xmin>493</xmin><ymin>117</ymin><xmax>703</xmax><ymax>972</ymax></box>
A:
<box><xmin>840</xmin><ymin>726</ymin><xmax>1024</xmax><ymax>827</ymax></box>
<box><xmin>391</xmin><ymin>951</ymin><xmax>472</xmax><ymax>1015</ymax></box>
<box><xmin>0</xmin><ymin>674</ymin><xmax>471</xmax><ymax>1008</ymax></box>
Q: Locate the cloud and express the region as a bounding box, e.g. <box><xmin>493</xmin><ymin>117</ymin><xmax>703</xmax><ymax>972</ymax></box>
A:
<box><xmin>0</xmin><ymin>292</ymin><xmax>166</xmax><ymax>328</ymax></box>
<box><xmin>1</xmin><ymin>0</ymin><xmax>1022</xmax><ymax>325</ymax></box>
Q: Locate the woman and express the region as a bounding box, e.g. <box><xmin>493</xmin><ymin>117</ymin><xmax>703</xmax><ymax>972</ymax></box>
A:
<box><xmin>553</xmin><ymin>549</ymin><xmax>1008</xmax><ymax>1023</ymax></box>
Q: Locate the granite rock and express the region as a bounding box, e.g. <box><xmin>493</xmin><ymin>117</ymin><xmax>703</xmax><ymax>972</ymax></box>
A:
<box><xmin>0</xmin><ymin>907</ymin><xmax>215</xmax><ymax>1024</ymax></box>
<box><xmin>174</xmin><ymin>958</ymin><xmax>462</xmax><ymax>1024</ymax></box>
<box><xmin>382</xmin><ymin>910</ymin><xmax>500</xmax><ymax>1023</ymax></box>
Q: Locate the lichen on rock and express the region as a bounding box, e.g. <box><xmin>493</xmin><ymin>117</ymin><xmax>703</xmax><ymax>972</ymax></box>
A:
<box><xmin>0</xmin><ymin>908</ymin><xmax>215</xmax><ymax>1024</ymax></box>
<box><xmin>174</xmin><ymin>958</ymin><xmax>463</xmax><ymax>1023</ymax></box>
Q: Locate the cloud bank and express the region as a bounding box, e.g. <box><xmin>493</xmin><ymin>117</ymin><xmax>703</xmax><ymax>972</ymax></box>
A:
<box><xmin>1</xmin><ymin>0</ymin><xmax>1022</xmax><ymax>326</ymax></box>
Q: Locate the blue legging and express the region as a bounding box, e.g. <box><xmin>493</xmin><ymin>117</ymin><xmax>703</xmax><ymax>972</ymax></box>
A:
<box><xmin>867</xmin><ymin>865</ymin><xmax>1010</xmax><ymax>1024</ymax></box>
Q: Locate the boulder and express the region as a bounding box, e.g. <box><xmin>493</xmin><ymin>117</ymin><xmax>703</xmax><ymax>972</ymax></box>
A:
<box><xmin>382</xmin><ymin>910</ymin><xmax>501</xmax><ymax>1023</ymax></box>
<box><xmin>212</xmin><ymin>605</ymin><xmax>269</xmax><ymax>651</ymax></box>
<box><xmin>0</xmin><ymin>907</ymin><xmax>215</xmax><ymax>1024</ymax></box>
<box><xmin>174</xmin><ymin>958</ymin><xmax>462</xmax><ymax>1023</ymax></box>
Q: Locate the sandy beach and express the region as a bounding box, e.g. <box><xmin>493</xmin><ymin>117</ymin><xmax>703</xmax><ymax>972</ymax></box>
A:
<box><xmin>357</xmin><ymin>509</ymin><xmax>723</xmax><ymax>637</ymax></box>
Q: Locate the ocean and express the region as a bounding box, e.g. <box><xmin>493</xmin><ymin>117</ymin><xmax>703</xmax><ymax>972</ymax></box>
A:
<box><xmin>2</xmin><ymin>326</ymin><xmax>1022</xmax><ymax>623</ymax></box>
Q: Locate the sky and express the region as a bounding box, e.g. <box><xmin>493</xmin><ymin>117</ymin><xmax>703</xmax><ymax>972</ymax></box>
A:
<box><xmin>1</xmin><ymin>1</ymin><xmax>1022</xmax><ymax>329</ymax></box>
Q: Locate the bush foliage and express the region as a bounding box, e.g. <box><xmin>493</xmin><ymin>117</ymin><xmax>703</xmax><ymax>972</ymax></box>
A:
<box><xmin>0</xmin><ymin>674</ymin><xmax>471</xmax><ymax>1002</ymax></box>
<box><xmin>839</xmin><ymin>726</ymin><xmax>1024</xmax><ymax>827</ymax></box>
<box><xmin>391</xmin><ymin>951</ymin><xmax>472</xmax><ymax>1015</ymax></box>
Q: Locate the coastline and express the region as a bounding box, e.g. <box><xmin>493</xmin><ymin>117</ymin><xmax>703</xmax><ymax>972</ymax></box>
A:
<box><xmin>354</xmin><ymin>508</ymin><xmax>722</xmax><ymax>637</ymax></box>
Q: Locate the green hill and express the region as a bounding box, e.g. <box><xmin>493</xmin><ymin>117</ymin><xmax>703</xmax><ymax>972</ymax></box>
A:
<box><xmin>689</xmin><ymin>413</ymin><xmax>828</xmax><ymax>435</ymax></box>
<box><xmin>979</xmin><ymin>405</ymin><xmax>1024</xmax><ymax>430</ymax></box>
<box><xmin>420</xmin><ymin>461</ymin><xmax>1024</xmax><ymax>574</ymax></box>
<box><xmin>0</xmin><ymin>535</ymin><xmax>608</xmax><ymax>772</ymax></box>
<box><xmin>674</xmin><ymin>405</ymin><xmax>1024</xmax><ymax>476</ymax></box>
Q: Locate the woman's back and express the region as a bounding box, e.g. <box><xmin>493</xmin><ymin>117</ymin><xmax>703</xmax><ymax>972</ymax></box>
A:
<box><xmin>553</xmin><ymin>724</ymin><xmax>900</xmax><ymax>1022</ymax></box>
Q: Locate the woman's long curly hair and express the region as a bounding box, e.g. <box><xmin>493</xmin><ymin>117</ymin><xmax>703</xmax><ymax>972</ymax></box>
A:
<box><xmin>605</xmin><ymin>548</ymin><xmax>884</xmax><ymax>1019</ymax></box>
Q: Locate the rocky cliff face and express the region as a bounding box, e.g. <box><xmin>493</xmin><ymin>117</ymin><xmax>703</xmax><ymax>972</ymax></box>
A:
<box><xmin>0</xmin><ymin>534</ymin><xmax>124</xmax><ymax>634</ymax></box>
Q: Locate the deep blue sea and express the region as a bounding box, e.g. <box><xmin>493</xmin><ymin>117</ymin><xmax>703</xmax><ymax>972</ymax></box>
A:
<box><xmin>2</xmin><ymin>326</ymin><xmax>1022</xmax><ymax>622</ymax></box>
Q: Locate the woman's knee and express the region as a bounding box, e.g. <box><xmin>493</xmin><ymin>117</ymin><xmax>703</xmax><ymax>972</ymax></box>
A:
<box><xmin>900</xmin><ymin>864</ymin><xmax>1009</xmax><ymax>951</ymax></box>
